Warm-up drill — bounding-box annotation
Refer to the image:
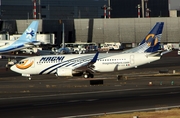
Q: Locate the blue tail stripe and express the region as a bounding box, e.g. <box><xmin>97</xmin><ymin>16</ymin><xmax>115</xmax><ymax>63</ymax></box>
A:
<box><xmin>148</xmin><ymin>22</ymin><xmax>164</xmax><ymax>35</ymax></box>
<box><xmin>145</xmin><ymin>42</ymin><xmax>160</xmax><ymax>52</ymax></box>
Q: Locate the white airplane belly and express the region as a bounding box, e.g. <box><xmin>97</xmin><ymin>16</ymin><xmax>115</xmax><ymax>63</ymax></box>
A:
<box><xmin>94</xmin><ymin>64</ymin><xmax>116</xmax><ymax>72</ymax></box>
<box><xmin>148</xmin><ymin>56</ymin><xmax>160</xmax><ymax>62</ymax></box>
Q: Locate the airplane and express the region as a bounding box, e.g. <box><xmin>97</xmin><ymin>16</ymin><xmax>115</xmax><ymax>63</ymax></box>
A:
<box><xmin>37</xmin><ymin>23</ymin><xmax>72</xmax><ymax>55</ymax></box>
<box><xmin>11</xmin><ymin>22</ymin><xmax>165</xmax><ymax>80</ymax></box>
<box><xmin>0</xmin><ymin>21</ymin><xmax>40</xmax><ymax>54</ymax></box>
<box><xmin>56</xmin><ymin>23</ymin><xmax>72</xmax><ymax>54</ymax></box>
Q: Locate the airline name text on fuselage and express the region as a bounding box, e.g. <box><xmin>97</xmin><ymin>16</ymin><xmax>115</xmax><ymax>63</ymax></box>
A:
<box><xmin>39</xmin><ymin>56</ymin><xmax>65</xmax><ymax>62</ymax></box>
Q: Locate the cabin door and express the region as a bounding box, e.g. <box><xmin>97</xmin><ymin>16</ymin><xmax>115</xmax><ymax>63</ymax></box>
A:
<box><xmin>130</xmin><ymin>55</ymin><xmax>134</xmax><ymax>64</ymax></box>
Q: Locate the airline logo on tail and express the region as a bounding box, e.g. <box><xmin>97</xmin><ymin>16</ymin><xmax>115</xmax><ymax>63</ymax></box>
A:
<box><xmin>145</xmin><ymin>34</ymin><xmax>158</xmax><ymax>47</ymax></box>
<box><xmin>122</xmin><ymin>22</ymin><xmax>164</xmax><ymax>53</ymax></box>
<box><xmin>26</xmin><ymin>28</ymin><xmax>36</xmax><ymax>39</ymax></box>
<box><xmin>16</xmin><ymin>59</ymin><xmax>34</xmax><ymax>69</ymax></box>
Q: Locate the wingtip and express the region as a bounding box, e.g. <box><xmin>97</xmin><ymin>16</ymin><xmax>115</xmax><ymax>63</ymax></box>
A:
<box><xmin>90</xmin><ymin>51</ymin><xmax>99</xmax><ymax>63</ymax></box>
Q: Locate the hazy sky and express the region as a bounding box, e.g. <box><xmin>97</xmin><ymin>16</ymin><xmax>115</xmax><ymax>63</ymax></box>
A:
<box><xmin>169</xmin><ymin>0</ymin><xmax>180</xmax><ymax>10</ymax></box>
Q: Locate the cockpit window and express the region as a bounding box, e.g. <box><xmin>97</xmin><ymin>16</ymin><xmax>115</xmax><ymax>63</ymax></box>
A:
<box><xmin>18</xmin><ymin>61</ymin><xmax>25</xmax><ymax>64</ymax></box>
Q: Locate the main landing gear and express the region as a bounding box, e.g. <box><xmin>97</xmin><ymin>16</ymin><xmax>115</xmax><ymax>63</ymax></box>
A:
<box><xmin>83</xmin><ymin>72</ymin><xmax>94</xmax><ymax>79</ymax></box>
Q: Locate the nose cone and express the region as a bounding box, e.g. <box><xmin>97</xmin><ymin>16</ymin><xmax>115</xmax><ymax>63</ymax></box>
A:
<box><xmin>10</xmin><ymin>65</ymin><xmax>17</xmax><ymax>72</ymax></box>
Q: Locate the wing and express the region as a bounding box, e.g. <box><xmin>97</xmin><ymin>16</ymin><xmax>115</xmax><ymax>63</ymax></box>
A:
<box><xmin>24</xmin><ymin>41</ymin><xmax>41</xmax><ymax>47</ymax></box>
<box><xmin>73</xmin><ymin>51</ymin><xmax>99</xmax><ymax>73</ymax></box>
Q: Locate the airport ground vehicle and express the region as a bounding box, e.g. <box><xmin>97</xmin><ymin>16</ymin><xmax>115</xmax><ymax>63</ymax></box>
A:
<box><xmin>7</xmin><ymin>59</ymin><xmax>17</xmax><ymax>67</ymax></box>
<box><xmin>99</xmin><ymin>45</ymin><xmax>109</xmax><ymax>51</ymax></box>
<box><xmin>104</xmin><ymin>42</ymin><xmax>121</xmax><ymax>50</ymax></box>
<box><xmin>21</xmin><ymin>48</ymin><xmax>34</xmax><ymax>54</ymax></box>
<box><xmin>65</xmin><ymin>42</ymin><xmax>97</xmax><ymax>53</ymax></box>
<box><xmin>21</xmin><ymin>47</ymin><xmax>42</xmax><ymax>54</ymax></box>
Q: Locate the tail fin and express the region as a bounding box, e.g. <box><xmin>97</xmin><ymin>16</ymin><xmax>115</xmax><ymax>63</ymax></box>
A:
<box><xmin>16</xmin><ymin>21</ymin><xmax>39</xmax><ymax>43</ymax></box>
<box><xmin>139</xmin><ymin>22</ymin><xmax>164</xmax><ymax>53</ymax></box>
<box><xmin>122</xmin><ymin>22</ymin><xmax>164</xmax><ymax>53</ymax></box>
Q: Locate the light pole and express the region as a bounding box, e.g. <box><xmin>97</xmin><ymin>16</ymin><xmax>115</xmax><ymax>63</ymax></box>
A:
<box><xmin>38</xmin><ymin>0</ymin><xmax>41</xmax><ymax>19</ymax></box>
<box><xmin>107</xmin><ymin>0</ymin><xmax>112</xmax><ymax>19</ymax></box>
<box><xmin>141</xmin><ymin>0</ymin><xmax>144</xmax><ymax>18</ymax></box>
<box><xmin>102</xmin><ymin>5</ymin><xmax>107</xmax><ymax>19</ymax></box>
<box><xmin>137</xmin><ymin>4</ymin><xmax>141</xmax><ymax>18</ymax></box>
<box><xmin>32</xmin><ymin>0</ymin><xmax>37</xmax><ymax>19</ymax></box>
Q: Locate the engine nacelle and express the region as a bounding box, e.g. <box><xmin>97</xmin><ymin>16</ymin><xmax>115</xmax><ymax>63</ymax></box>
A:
<box><xmin>56</xmin><ymin>68</ymin><xmax>73</xmax><ymax>76</ymax></box>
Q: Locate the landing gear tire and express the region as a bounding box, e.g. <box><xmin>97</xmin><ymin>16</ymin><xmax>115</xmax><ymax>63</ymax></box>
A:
<box><xmin>89</xmin><ymin>73</ymin><xmax>94</xmax><ymax>78</ymax></box>
<box><xmin>75</xmin><ymin>50</ymin><xmax>78</xmax><ymax>54</ymax></box>
<box><xmin>83</xmin><ymin>74</ymin><xmax>89</xmax><ymax>78</ymax></box>
<box><xmin>83</xmin><ymin>73</ymin><xmax>94</xmax><ymax>78</ymax></box>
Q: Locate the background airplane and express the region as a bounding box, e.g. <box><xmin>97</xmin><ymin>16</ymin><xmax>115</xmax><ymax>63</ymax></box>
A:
<box><xmin>37</xmin><ymin>23</ymin><xmax>72</xmax><ymax>55</ymax></box>
<box><xmin>0</xmin><ymin>21</ymin><xmax>39</xmax><ymax>54</ymax></box>
<box><xmin>56</xmin><ymin>23</ymin><xmax>72</xmax><ymax>54</ymax></box>
<box><xmin>11</xmin><ymin>22</ymin><xmax>165</xmax><ymax>80</ymax></box>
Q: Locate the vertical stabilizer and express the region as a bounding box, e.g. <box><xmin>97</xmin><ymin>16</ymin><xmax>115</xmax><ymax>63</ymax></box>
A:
<box><xmin>16</xmin><ymin>21</ymin><xmax>39</xmax><ymax>43</ymax></box>
<box><xmin>122</xmin><ymin>22</ymin><xmax>164</xmax><ymax>53</ymax></box>
<box><xmin>139</xmin><ymin>22</ymin><xmax>164</xmax><ymax>52</ymax></box>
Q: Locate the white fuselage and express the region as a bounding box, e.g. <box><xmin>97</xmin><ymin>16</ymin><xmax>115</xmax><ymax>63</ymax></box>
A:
<box><xmin>0</xmin><ymin>40</ymin><xmax>31</xmax><ymax>53</ymax></box>
<box><xmin>11</xmin><ymin>52</ymin><xmax>160</xmax><ymax>76</ymax></box>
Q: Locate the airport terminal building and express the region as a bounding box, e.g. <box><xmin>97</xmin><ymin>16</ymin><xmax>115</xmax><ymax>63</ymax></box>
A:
<box><xmin>0</xmin><ymin>0</ymin><xmax>180</xmax><ymax>46</ymax></box>
<box><xmin>0</xmin><ymin>0</ymin><xmax>171</xmax><ymax>19</ymax></box>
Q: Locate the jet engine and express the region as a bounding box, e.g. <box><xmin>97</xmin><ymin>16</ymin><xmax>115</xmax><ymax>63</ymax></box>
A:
<box><xmin>56</xmin><ymin>68</ymin><xmax>83</xmax><ymax>77</ymax></box>
<box><xmin>56</xmin><ymin>68</ymin><xmax>73</xmax><ymax>76</ymax></box>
